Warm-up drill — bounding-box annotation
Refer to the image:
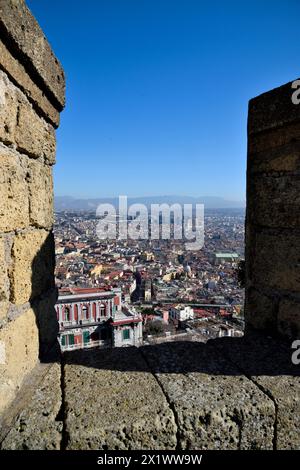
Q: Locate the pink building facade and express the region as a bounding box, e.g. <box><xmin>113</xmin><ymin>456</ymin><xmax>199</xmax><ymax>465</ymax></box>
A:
<box><xmin>56</xmin><ymin>287</ymin><xmax>142</xmax><ymax>351</ymax></box>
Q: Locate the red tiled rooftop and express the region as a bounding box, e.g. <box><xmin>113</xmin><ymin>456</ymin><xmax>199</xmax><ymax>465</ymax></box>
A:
<box><xmin>59</xmin><ymin>287</ymin><xmax>111</xmax><ymax>296</ymax></box>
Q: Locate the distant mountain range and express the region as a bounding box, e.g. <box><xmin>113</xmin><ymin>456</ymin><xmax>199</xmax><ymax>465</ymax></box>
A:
<box><xmin>54</xmin><ymin>195</ymin><xmax>245</xmax><ymax>211</ymax></box>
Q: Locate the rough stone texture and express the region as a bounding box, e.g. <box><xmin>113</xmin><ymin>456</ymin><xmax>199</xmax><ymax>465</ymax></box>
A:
<box><xmin>213</xmin><ymin>335</ymin><xmax>300</xmax><ymax>450</ymax></box>
<box><xmin>0</xmin><ymin>232</ymin><xmax>10</xmax><ymax>314</ymax></box>
<box><xmin>0</xmin><ymin>0</ymin><xmax>64</xmax><ymax>414</ymax></box>
<box><xmin>0</xmin><ymin>70</ymin><xmax>18</xmax><ymax>145</ymax></box>
<box><xmin>244</xmin><ymin>286</ymin><xmax>277</xmax><ymax>332</ymax></box>
<box><xmin>1</xmin><ymin>337</ymin><xmax>298</xmax><ymax>450</ymax></box>
<box><xmin>10</xmin><ymin>229</ymin><xmax>55</xmax><ymax>305</ymax></box>
<box><xmin>0</xmin><ymin>38</ymin><xmax>60</xmax><ymax>127</ymax></box>
<box><xmin>0</xmin><ymin>302</ymin><xmax>10</xmax><ymax>322</ymax></box>
<box><xmin>26</xmin><ymin>158</ymin><xmax>54</xmax><ymax>228</ymax></box>
<box><xmin>142</xmin><ymin>341</ymin><xmax>274</xmax><ymax>450</ymax></box>
<box><xmin>0</xmin><ymin>309</ymin><xmax>39</xmax><ymax>412</ymax></box>
<box><xmin>248</xmin><ymin>80</ymin><xmax>300</xmax><ymax>135</ymax></box>
<box><xmin>0</xmin><ymin>337</ymin><xmax>299</xmax><ymax>450</ymax></box>
<box><xmin>245</xmin><ymin>78</ymin><xmax>300</xmax><ymax>339</ymax></box>
<box><xmin>0</xmin><ymin>69</ymin><xmax>56</xmax><ymax>163</ymax></box>
<box><xmin>248</xmin><ymin>173</ymin><xmax>300</xmax><ymax>228</ymax></box>
<box><xmin>248</xmin><ymin>121</ymin><xmax>300</xmax><ymax>156</ymax></box>
<box><xmin>0</xmin><ymin>0</ymin><xmax>65</xmax><ymax>109</ymax></box>
<box><xmin>278</xmin><ymin>299</ymin><xmax>300</xmax><ymax>339</ymax></box>
<box><xmin>15</xmin><ymin>92</ymin><xmax>56</xmax><ymax>163</ymax></box>
<box><xmin>249</xmin><ymin>230</ymin><xmax>300</xmax><ymax>292</ymax></box>
<box><xmin>0</xmin><ymin>145</ymin><xmax>29</xmax><ymax>233</ymax></box>
<box><xmin>63</xmin><ymin>347</ymin><xmax>177</xmax><ymax>450</ymax></box>
<box><xmin>249</xmin><ymin>139</ymin><xmax>300</xmax><ymax>174</ymax></box>
<box><xmin>0</xmin><ymin>237</ymin><xmax>10</xmax><ymax>308</ymax></box>
<box><xmin>0</xmin><ymin>363</ymin><xmax>62</xmax><ymax>450</ymax></box>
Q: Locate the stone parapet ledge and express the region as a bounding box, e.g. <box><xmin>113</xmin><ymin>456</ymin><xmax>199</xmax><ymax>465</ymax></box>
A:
<box><xmin>1</xmin><ymin>337</ymin><xmax>299</xmax><ymax>450</ymax></box>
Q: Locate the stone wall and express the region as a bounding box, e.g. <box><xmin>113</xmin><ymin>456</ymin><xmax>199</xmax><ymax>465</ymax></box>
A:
<box><xmin>0</xmin><ymin>0</ymin><xmax>65</xmax><ymax>412</ymax></box>
<box><xmin>245</xmin><ymin>80</ymin><xmax>300</xmax><ymax>339</ymax></box>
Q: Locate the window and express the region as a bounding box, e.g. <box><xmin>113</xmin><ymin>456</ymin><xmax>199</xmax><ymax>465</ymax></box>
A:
<box><xmin>64</xmin><ymin>306</ymin><xmax>70</xmax><ymax>321</ymax></box>
<box><xmin>61</xmin><ymin>335</ymin><xmax>66</xmax><ymax>346</ymax></box>
<box><xmin>82</xmin><ymin>305</ymin><xmax>89</xmax><ymax>320</ymax></box>
<box><xmin>68</xmin><ymin>334</ymin><xmax>75</xmax><ymax>346</ymax></box>
<box><xmin>99</xmin><ymin>304</ymin><xmax>106</xmax><ymax>317</ymax></box>
<box><xmin>92</xmin><ymin>303</ymin><xmax>97</xmax><ymax>320</ymax></box>
<box><xmin>74</xmin><ymin>304</ymin><xmax>79</xmax><ymax>323</ymax></box>
<box><xmin>83</xmin><ymin>330</ymin><xmax>90</xmax><ymax>344</ymax></box>
<box><xmin>122</xmin><ymin>329</ymin><xmax>130</xmax><ymax>340</ymax></box>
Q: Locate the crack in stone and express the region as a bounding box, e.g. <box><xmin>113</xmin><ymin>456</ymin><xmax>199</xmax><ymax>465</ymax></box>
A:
<box><xmin>139</xmin><ymin>348</ymin><xmax>180</xmax><ymax>450</ymax></box>
<box><xmin>245</xmin><ymin>377</ymin><xmax>278</xmax><ymax>450</ymax></box>
<box><xmin>219</xmin><ymin>348</ymin><xmax>278</xmax><ymax>450</ymax></box>
<box><xmin>57</xmin><ymin>356</ymin><xmax>68</xmax><ymax>450</ymax></box>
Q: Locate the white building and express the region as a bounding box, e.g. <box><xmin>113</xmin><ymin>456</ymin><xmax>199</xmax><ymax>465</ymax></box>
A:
<box><xmin>169</xmin><ymin>305</ymin><xmax>194</xmax><ymax>322</ymax></box>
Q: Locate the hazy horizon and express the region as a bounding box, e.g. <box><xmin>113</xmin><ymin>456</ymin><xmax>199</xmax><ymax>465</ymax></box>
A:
<box><xmin>55</xmin><ymin>193</ymin><xmax>245</xmax><ymax>202</ymax></box>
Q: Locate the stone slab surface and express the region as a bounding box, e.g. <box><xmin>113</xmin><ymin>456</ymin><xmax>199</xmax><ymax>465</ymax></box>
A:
<box><xmin>63</xmin><ymin>347</ymin><xmax>177</xmax><ymax>450</ymax></box>
<box><xmin>0</xmin><ymin>362</ymin><xmax>62</xmax><ymax>449</ymax></box>
<box><xmin>212</xmin><ymin>335</ymin><xmax>300</xmax><ymax>450</ymax></box>
<box><xmin>142</xmin><ymin>341</ymin><xmax>275</xmax><ymax>450</ymax></box>
<box><xmin>0</xmin><ymin>338</ymin><xmax>299</xmax><ymax>450</ymax></box>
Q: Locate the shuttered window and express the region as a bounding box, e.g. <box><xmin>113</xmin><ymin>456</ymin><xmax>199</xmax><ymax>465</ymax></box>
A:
<box><xmin>122</xmin><ymin>329</ymin><xmax>130</xmax><ymax>340</ymax></box>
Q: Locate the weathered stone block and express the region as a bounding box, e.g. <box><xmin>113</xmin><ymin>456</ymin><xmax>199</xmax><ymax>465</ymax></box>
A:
<box><xmin>26</xmin><ymin>159</ymin><xmax>54</xmax><ymax>228</ymax></box>
<box><xmin>0</xmin><ymin>39</ymin><xmax>60</xmax><ymax>127</ymax></box>
<box><xmin>278</xmin><ymin>299</ymin><xmax>300</xmax><ymax>339</ymax></box>
<box><xmin>0</xmin><ymin>146</ymin><xmax>29</xmax><ymax>232</ymax></box>
<box><xmin>0</xmin><ymin>236</ymin><xmax>11</xmax><ymax>321</ymax></box>
<box><xmin>64</xmin><ymin>347</ymin><xmax>177</xmax><ymax>450</ymax></box>
<box><xmin>0</xmin><ymin>237</ymin><xmax>9</xmax><ymax>305</ymax></box>
<box><xmin>248</xmin><ymin>80</ymin><xmax>300</xmax><ymax>135</ymax></box>
<box><xmin>142</xmin><ymin>342</ymin><xmax>274</xmax><ymax>450</ymax></box>
<box><xmin>0</xmin><ymin>363</ymin><xmax>62</xmax><ymax>450</ymax></box>
<box><xmin>0</xmin><ymin>70</ymin><xmax>18</xmax><ymax>145</ymax></box>
<box><xmin>0</xmin><ymin>0</ymin><xmax>65</xmax><ymax>109</ymax></box>
<box><xmin>250</xmin><ymin>231</ymin><xmax>300</xmax><ymax>292</ymax></box>
<box><xmin>245</xmin><ymin>287</ymin><xmax>276</xmax><ymax>332</ymax></box>
<box><xmin>248</xmin><ymin>121</ymin><xmax>300</xmax><ymax>156</ymax></box>
<box><xmin>0</xmin><ymin>309</ymin><xmax>39</xmax><ymax>412</ymax></box>
<box><xmin>248</xmin><ymin>140</ymin><xmax>300</xmax><ymax>174</ymax></box>
<box><xmin>214</xmin><ymin>335</ymin><xmax>300</xmax><ymax>450</ymax></box>
<box><xmin>247</xmin><ymin>173</ymin><xmax>300</xmax><ymax>228</ymax></box>
<box><xmin>0</xmin><ymin>302</ymin><xmax>9</xmax><ymax>321</ymax></box>
<box><xmin>15</xmin><ymin>93</ymin><xmax>56</xmax><ymax>163</ymax></box>
<box><xmin>10</xmin><ymin>229</ymin><xmax>55</xmax><ymax>305</ymax></box>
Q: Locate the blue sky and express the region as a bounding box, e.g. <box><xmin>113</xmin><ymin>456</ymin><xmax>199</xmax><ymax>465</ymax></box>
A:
<box><xmin>27</xmin><ymin>0</ymin><xmax>300</xmax><ymax>201</ymax></box>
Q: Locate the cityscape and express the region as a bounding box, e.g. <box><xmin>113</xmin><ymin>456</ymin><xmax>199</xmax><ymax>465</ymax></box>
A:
<box><xmin>54</xmin><ymin>207</ymin><xmax>245</xmax><ymax>351</ymax></box>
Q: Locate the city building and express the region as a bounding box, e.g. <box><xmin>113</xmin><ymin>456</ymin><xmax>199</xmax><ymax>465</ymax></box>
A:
<box><xmin>213</xmin><ymin>252</ymin><xmax>239</xmax><ymax>265</ymax></box>
<box><xmin>169</xmin><ymin>305</ymin><xmax>194</xmax><ymax>322</ymax></box>
<box><xmin>56</xmin><ymin>287</ymin><xmax>143</xmax><ymax>351</ymax></box>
